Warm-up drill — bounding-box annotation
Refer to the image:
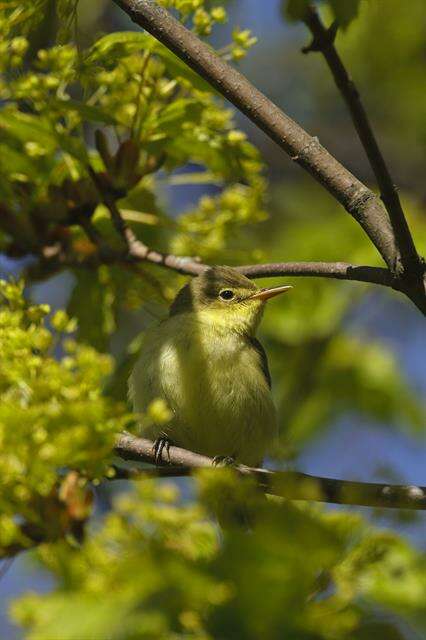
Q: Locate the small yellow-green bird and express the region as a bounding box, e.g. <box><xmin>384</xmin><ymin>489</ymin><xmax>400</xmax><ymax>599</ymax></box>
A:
<box><xmin>129</xmin><ymin>266</ymin><xmax>291</xmax><ymax>467</ymax></box>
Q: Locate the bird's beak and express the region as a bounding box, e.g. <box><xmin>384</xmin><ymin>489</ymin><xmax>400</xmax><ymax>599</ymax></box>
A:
<box><xmin>250</xmin><ymin>285</ymin><xmax>293</xmax><ymax>301</ymax></box>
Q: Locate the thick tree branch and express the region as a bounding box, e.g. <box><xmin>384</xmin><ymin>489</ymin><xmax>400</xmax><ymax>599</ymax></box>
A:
<box><xmin>112</xmin><ymin>0</ymin><xmax>399</xmax><ymax>273</ymax></box>
<box><xmin>115</xmin><ymin>434</ymin><xmax>426</xmax><ymax>511</ymax></box>
<box><xmin>303</xmin><ymin>6</ymin><xmax>422</xmax><ymax>278</ymax></box>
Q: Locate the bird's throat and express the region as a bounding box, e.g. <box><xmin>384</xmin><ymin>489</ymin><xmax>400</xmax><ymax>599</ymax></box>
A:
<box><xmin>193</xmin><ymin>303</ymin><xmax>264</xmax><ymax>338</ymax></box>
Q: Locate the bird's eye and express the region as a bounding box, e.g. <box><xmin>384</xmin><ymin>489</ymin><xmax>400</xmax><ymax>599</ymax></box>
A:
<box><xmin>219</xmin><ymin>289</ymin><xmax>234</xmax><ymax>301</ymax></box>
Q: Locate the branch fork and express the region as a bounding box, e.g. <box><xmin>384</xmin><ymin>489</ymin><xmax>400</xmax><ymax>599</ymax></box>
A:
<box><xmin>110</xmin><ymin>0</ymin><xmax>425</xmax><ymax>314</ymax></box>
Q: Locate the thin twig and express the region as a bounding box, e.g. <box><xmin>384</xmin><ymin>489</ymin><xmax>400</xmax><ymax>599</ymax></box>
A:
<box><xmin>78</xmin><ymin>217</ymin><xmax>104</xmax><ymax>247</ymax></box>
<box><xmin>131</xmin><ymin>50</ymin><xmax>152</xmax><ymax>139</ymax></box>
<box><xmin>0</xmin><ymin>557</ymin><xmax>14</xmax><ymax>581</ymax></box>
<box><xmin>87</xmin><ymin>165</ymin><xmax>205</xmax><ymax>276</ymax></box>
<box><xmin>112</xmin><ymin>0</ymin><xmax>399</xmax><ymax>272</ymax></box>
<box><xmin>115</xmin><ymin>434</ymin><xmax>426</xmax><ymax>510</ymax></box>
<box><xmin>87</xmin><ymin>166</ymin><xmax>135</xmax><ymax>251</ymax></box>
<box><xmin>303</xmin><ymin>5</ymin><xmax>421</xmax><ymax>278</ymax></box>
<box><xmin>77</xmin><ymin>215</ymin><xmax>117</xmax><ymax>262</ymax></box>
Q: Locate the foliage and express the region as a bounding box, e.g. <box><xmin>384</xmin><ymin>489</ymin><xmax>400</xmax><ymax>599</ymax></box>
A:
<box><xmin>284</xmin><ymin>0</ymin><xmax>361</xmax><ymax>29</ymax></box>
<box><xmin>11</xmin><ymin>475</ymin><xmax>426</xmax><ymax>639</ymax></box>
<box><xmin>256</xmin><ymin>185</ymin><xmax>426</xmax><ymax>445</ymax></box>
<box><xmin>0</xmin><ymin>0</ymin><xmax>425</xmax><ymax>639</ymax></box>
<box><xmin>0</xmin><ymin>280</ymin><xmax>129</xmax><ymax>557</ymax></box>
<box><xmin>327</xmin><ymin>0</ymin><xmax>361</xmax><ymax>29</ymax></box>
<box><xmin>0</xmin><ymin>5</ymin><xmax>261</xmax><ymax>252</ymax></box>
<box><xmin>325</xmin><ymin>0</ymin><xmax>426</xmax><ymax>171</ymax></box>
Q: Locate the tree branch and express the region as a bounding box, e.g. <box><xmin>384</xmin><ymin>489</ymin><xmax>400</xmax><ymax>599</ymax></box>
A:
<box><xmin>112</xmin><ymin>0</ymin><xmax>400</xmax><ymax>273</ymax></box>
<box><xmin>4</xmin><ymin>431</ymin><xmax>425</xmax><ymax>559</ymax></box>
<box><xmin>82</xmin><ymin>166</ymin><xmax>396</xmax><ymax>288</ymax></box>
<box><xmin>236</xmin><ymin>261</ymin><xmax>394</xmax><ymax>287</ymax></box>
<box><xmin>86</xmin><ymin>166</ymin><xmax>207</xmax><ymax>274</ymax></box>
<box><xmin>31</xmin><ymin>243</ymin><xmax>395</xmax><ymax>290</ymax></box>
<box><xmin>115</xmin><ymin>434</ymin><xmax>426</xmax><ymax>511</ymax></box>
<box><xmin>302</xmin><ymin>6</ymin><xmax>422</xmax><ymax>278</ymax></box>
<box><xmin>87</xmin><ymin>166</ymin><xmax>140</xmax><ymax>254</ymax></box>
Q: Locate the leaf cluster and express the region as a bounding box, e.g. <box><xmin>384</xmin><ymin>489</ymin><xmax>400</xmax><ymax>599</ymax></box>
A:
<box><xmin>0</xmin><ymin>15</ymin><xmax>264</xmax><ymax>265</ymax></box>
<box><xmin>11</xmin><ymin>474</ymin><xmax>426</xmax><ymax>639</ymax></box>
<box><xmin>0</xmin><ymin>280</ymin><xmax>129</xmax><ymax>557</ymax></box>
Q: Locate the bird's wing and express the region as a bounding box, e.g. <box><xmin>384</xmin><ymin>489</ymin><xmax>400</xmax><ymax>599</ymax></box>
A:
<box><xmin>247</xmin><ymin>336</ymin><xmax>272</xmax><ymax>389</ymax></box>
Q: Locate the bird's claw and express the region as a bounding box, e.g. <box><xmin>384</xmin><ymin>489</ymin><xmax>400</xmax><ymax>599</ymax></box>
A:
<box><xmin>153</xmin><ymin>436</ymin><xmax>172</xmax><ymax>465</ymax></box>
<box><xmin>212</xmin><ymin>455</ymin><xmax>236</xmax><ymax>467</ymax></box>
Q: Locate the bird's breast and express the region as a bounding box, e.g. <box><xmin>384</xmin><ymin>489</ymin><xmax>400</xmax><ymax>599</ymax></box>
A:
<box><xmin>131</xmin><ymin>314</ymin><xmax>277</xmax><ymax>465</ymax></box>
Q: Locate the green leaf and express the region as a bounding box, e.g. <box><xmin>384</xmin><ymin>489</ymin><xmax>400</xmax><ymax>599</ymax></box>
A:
<box><xmin>0</xmin><ymin>111</ymin><xmax>57</xmax><ymax>150</ymax></box>
<box><xmin>55</xmin><ymin>133</ymin><xmax>89</xmax><ymax>164</ymax></box>
<box><xmin>0</xmin><ymin>110</ymin><xmax>88</xmax><ymax>168</ymax></box>
<box><xmin>283</xmin><ymin>0</ymin><xmax>310</xmax><ymax>22</ymax></box>
<box><xmin>157</xmin><ymin>99</ymin><xmax>203</xmax><ymax>132</ymax></box>
<box><xmin>86</xmin><ymin>32</ymin><xmax>211</xmax><ymax>92</ymax></box>
<box><xmin>144</xmin><ymin>100</ymin><xmax>204</xmax><ymax>144</ymax></box>
<box><xmin>52</xmin><ymin>99</ymin><xmax>117</xmax><ymax>125</ymax></box>
<box><xmin>0</xmin><ymin>143</ymin><xmax>42</xmax><ymax>179</ymax></box>
<box><xmin>282</xmin><ymin>0</ymin><xmax>361</xmax><ymax>28</ymax></box>
<box><xmin>329</xmin><ymin>0</ymin><xmax>361</xmax><ymax>28</ymax></box>
<box><xmin>86</xmin><ymin>31</ymin><xmax>152</xmax><ymax>63</ymax></box>
<box><xmin>155</xmin><ymin>44</ymin><xmax>212</xmax><ymax>92</ymax></box>
<box><xmin>67</xmin><ymin>270</ymin><xmax>114</xmax><ymax>351</ymax></box>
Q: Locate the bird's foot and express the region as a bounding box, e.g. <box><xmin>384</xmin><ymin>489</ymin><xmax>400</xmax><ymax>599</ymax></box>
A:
<box><xmin>152</xmin><ymin>435</ymin><xmax>173</xmax><ymax>465</ymax></box>
<box><xmin>212</xmin><ymin>455</ymin><xmax>236</xmax><ymax>467</ymax></box>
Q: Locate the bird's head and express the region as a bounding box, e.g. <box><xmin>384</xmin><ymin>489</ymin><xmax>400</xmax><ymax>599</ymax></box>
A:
<box><xmin>170</xmin><ymin>266</ymin><xmax>292</xmax><ymax>335</ymax></box>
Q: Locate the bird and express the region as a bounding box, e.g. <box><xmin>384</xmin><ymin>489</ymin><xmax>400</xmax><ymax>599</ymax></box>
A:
<box><xmin>129</xmin><ymin>266</ymin><xmax>292</xmax><ymax>468</ymax></box>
